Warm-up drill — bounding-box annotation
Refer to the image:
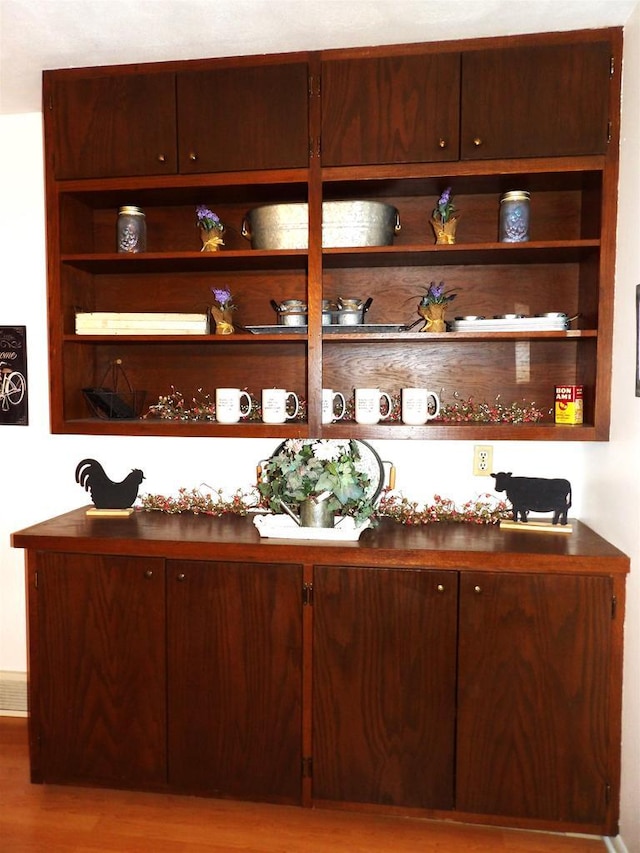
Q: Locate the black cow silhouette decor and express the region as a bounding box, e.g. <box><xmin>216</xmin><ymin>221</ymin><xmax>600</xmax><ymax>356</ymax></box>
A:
<box><xmin>491</xmin><ymin>472</ymin><xmax>572</xmax><ymax>525</ymax></box>
<box><xmin>75</xmin><ymin>458</ymin><xmax>145</xmax><ymax>510</ymax></box>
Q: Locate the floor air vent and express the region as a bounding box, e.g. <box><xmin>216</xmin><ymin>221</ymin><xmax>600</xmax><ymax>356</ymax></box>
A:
<box><xmin>0</xmin><ymin>671</ymin><xmax>27</xmax><ymax>716</ymax></box>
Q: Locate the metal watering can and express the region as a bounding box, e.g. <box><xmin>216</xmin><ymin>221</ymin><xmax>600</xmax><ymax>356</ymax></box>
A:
<box><xmin>278</xmin><ymin>492</ymin><xmax>335</xmax><ymax>528</ymax></box>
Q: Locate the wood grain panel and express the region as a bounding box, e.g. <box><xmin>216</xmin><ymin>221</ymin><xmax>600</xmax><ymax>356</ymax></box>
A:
<box><xmin>461</xmin><ymin>42</ymin><xmax>611</xmax><ymax>159</ymax></box>
<box><xmin>166</xmin><ymin>560</ymin><xmax>303</xmax><ymax>804</ymax></box>
<box><xmin>178</xmin><ymin>63</ymin><xmax>309</xmax><ymax>173</ymax></box>
<box><xmin>321</xmin><ymin>53</ymin><xmax>460</xmax><ymax>166</ymax></box>
<box><xmin>313</xmin><ymin>566</ymin><xmax>457</xmax><ymax>809</ymax></box>
<box><xmin>35</xmin><ymin>552</ymin><xmax>167</xmax><ymax>787</ymax></box>
<box><xmin>50</xmin><ymin>73</ymin><xmax>177</xmax><ymax>179</ymax></box>
<box><xmin>62</xmin><ymin>340</ymin><xmax>308</xmax><ymax>415</ymax></box>
<box><xmin>457</xmin><ymin>572</ymin><xmax>612</xmax><ymax>824</ymax></box>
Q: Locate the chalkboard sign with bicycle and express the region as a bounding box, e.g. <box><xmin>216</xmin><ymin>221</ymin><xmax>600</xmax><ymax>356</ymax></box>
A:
<box><xmin>0</xmin><ymin>326</ymin><xmax>28</xmax><ymax>426</ymax></box>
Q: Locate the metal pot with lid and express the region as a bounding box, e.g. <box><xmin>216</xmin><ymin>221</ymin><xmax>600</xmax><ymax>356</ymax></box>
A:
<box><xmin>272</xmin><ymin>299</ymin><xmax>308</xmax><ymax>326</ymax></box>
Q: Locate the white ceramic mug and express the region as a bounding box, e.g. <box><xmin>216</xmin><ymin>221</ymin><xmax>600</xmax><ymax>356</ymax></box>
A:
<box><xmin>215</xmin><ymin>388</ymin><xmax>253</xmax><ymax>424</ymax></box>
<box><xmin>322</xmin><ymin>389</ymin><xmax>346</xmax><ymax>424</ymax></box>
<box><xmin>355</xmin><ymin>388</ymin><xmax>392</xmax><ymax>425</ymax></box>
<box><xmin>262</xmin><ymin>388</ymin><xmax>300</xmax><ymax>424</ymax></box>
<box><xmin>401</xmin><ymin>387</ymin><xmax>441</xmax><ymax>425</ymax></box>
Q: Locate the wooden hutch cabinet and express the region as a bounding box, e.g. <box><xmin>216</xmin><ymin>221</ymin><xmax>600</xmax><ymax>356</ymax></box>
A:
<box><xmin>42</xmin><ymin>27</ymin><xmax>622</xmax><ymax>440</ymax></box>
<box><xmin>12</xmin><ymin>509</ymin><xmax>629</xmax><ymax>835</ymax></box>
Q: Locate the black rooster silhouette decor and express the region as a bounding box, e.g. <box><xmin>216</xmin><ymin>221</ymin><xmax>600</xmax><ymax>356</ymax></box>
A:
<box><xmin>75</xmin><ymin>458</ymin><xmax>145</xmax><ymax>510</ymax></box>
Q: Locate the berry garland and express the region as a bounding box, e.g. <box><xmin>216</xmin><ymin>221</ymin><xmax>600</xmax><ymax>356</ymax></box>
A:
<box><xmin>139</xmin><ymin>487</ymin><xmax>256</xmax><ymax>515</ymax></box>
<box><xmin>138</xmin><ymin>486</ymin><xmax>510</xmax><ymax>526</ymax></box>
<box><xmin>375</xmin><ymin>492</ymin><xmax>511</xmax><ymax>525</ymax></box>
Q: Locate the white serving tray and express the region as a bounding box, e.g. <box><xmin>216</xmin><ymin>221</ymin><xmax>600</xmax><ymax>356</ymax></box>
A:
<box><xmin>253</xmin><ymin>513</ymin><xmax>371</xmax><ymax>541</ymax></box>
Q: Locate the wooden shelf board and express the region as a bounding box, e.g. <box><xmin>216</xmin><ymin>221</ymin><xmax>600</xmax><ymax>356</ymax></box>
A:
<box><xmin>53</xmin><ymin>418</ymin><xmax>599</xmax><ymax>442</ymax></box>
<box><xmin>322</xmin><ymin>329</ymin><xmax>596</xmax><ymax>341</ymax></box>
<box><xmin>62</xmin><ymin>250</ymin><xmax>309</xmax><ymax>273</ymax></box>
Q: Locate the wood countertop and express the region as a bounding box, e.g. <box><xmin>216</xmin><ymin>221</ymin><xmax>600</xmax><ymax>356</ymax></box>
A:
<box><xmin>11</xmin><ymin>507</ymin><xmax>630</xmax><ymax>575</ymax></box>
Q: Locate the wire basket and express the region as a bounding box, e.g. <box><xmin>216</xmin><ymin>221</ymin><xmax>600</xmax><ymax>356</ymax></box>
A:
<box><xmin>83</xmin><ymin>360</ymin><xmax>146</xmax><ymax>420</ymax></box>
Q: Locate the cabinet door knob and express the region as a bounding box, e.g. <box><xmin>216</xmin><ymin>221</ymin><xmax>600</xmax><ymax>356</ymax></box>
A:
<box><xmin>157</xmin><ymin>153</ymin><xmax>166</xmax><ymax>163</ymax></box>
<box><xmin>144</xmin><ymin>569</ymin><xmax>154</xmax><ymax>579</ymax></box>
<box><xmin>177</xmin><ymin>572</ymin><xmax>186</xmax><ymax>582</ymax></box>
<box><xmin>438</xmin><ymin>138</ymin><xmax>447</xmax><ymax>149</ymax></box>
<box><xmin>474</xmin><ymin>584</ymin><xmax>482</xmax><ymax>594</ymax></box>
<box><xmin>189</xmin><ymin>152</ymin><xmax>198</xmax><ymax>162</ymax></box>
<box><xmin>473</xmin><ymin>137</ymin><xmax>483</xmax><ymax>147</ymax></box>
<box><xmin>437</xmin><ymin>584</ymin><xmax>445</xmax><ymax>593</ymax></box>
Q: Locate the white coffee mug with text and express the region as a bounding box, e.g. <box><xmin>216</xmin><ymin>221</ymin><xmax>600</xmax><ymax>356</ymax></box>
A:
<box><xmin>262</xmin><ymin>388</ymin><xmax>300</xmax><ymax>424</ymax></box>
<box><xmin>401</xmin><ymin>387</ymin><xmax>440</xmax><ymax>425</ymax></box>
<box><xmin>215</xmin><ymin>388</ymin><xmax>253</xmax><ymax>424</ymax></box>
<box><xmin>354</xmin><ymin>388</ymin><xmax>392</xmax><ymax>425</ymax></box>
<box><xmin>322</xmin><ymin>389</ymin><xmax>347</xmax><ymax>424</ymax></box>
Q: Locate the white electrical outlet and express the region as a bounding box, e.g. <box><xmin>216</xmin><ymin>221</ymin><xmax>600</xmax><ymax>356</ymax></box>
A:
<box><xmin>473</xmin><ymin>445</ymin><xmax>493</xmax><ymax>476</ymax></box>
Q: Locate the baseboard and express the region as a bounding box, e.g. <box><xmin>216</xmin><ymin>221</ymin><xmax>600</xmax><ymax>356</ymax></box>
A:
<box><xmin>604</xmin><ymin>835</ymin><xmax>630</xmax><ymax>853</ymax></box>
<box><xmin>0</xmin><ymin>671</ymin><xmax>27</xmax><ymax>714</ymax></box>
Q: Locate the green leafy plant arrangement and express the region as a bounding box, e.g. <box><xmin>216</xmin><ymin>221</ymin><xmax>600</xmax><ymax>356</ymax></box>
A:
<box><xmin>258</xmin><ymin>439</ymin><xmax>375</xmax><ymax>525</ymax></box>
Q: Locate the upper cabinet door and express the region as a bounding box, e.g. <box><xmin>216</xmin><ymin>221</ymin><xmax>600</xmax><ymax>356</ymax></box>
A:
<box><xmin>461</xmin><ymin>41</ymin><xmax>612</xmax><ymax>159</ymax></box>
<box><xmin>321</xmin><ymin>53</ymin><xmax>461</xmax><ymax>166</ymax></box>
<box><xmin>49</xmin><ymin>72</ymin><xmax>177</xmax><ymax>179</ymax></box>
<box><xmin>177</xmin><ymin>62</ymin><xmax>309</xmax><ymax>173</ymax></box>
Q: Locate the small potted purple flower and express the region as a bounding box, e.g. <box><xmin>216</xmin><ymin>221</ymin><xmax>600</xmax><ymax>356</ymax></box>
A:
<box><xmin>418</xmin><ymin>280</ymin><xmax>456</xmax><ymax>332</ymax></box>
<box><xmin>196</xmin><ymin>205</ymin><xmax>225</xmax><ymax>252</ymax></box>
<box><xmin>211</xmin><ymin>287</ymin><xmax>235</xmax><ymax>335</ymax></box>
<box><xmin>430</xmin><ymin>187</ymin><xmax>458</xmax><ymax>245</ymax></box>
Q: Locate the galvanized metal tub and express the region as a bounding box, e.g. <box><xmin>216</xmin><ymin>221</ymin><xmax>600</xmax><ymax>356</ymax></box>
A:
<box><xmin>241</xmin><ymin>201</ymin><xmax>401</xmax><ymax>250</ymax></box>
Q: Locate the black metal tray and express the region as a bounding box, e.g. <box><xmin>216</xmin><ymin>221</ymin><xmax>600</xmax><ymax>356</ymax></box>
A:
<box><xmin>245</xmin><ymin>324</ymin><xmax>409</xmax><ymax>334</ymax></box>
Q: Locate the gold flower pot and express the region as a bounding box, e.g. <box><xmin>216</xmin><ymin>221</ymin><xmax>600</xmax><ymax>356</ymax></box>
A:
<box><xmin>211</xmin><ymin>306</ymin><xmax>235</xmax><ymax>335</ymax></box>
<box><xmin>430</xmin><ymin>217</ymin><xmax>458</xmax><ymax>245</ymax></box>
<box><xmin>200</xmin><ymin>227</ymin><xmax>225</xmax><ymax>252</ymax></box>
<box><xmin>418</xmin><ymin>302</ymin><xmax>448</xmax><ymax>333</ymax></box>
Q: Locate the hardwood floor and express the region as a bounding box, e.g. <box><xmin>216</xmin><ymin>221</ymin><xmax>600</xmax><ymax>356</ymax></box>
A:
<box><xmin>0</xmin><ymin>717</ymin><xmax>605</xmax><ymax>852</ymax></box>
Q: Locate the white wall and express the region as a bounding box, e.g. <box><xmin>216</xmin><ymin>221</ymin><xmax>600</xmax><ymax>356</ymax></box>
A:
<box><xmin>0</xmin><ymin>27</ymin><xmax>637</xmax><ymax>847</ymax></box>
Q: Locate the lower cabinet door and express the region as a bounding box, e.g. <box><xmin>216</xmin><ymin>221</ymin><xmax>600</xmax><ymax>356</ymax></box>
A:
<box><xmin>457</xmin><ymin>571</ymin><xmax>613</xmax><ymax>826</ymax></box>
<box><xmin>35</xmin><ymin>552</ymin><xmax>167</xmax><ymax>787</ymax></box>
<box><xmin>167</xmin><ymin>560</ymin><xmax>303</xmax><ymax>804</ymax></box>
<box><xmin>312</xmin><ymin>566</ymin><xmax>457</xmax><ymax>809</ymax></box>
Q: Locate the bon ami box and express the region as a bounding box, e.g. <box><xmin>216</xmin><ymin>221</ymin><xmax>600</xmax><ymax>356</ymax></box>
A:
<box><xmin>555</xmin><ymin>385</ymin><xmax>583</xmax><ymax>425</ymax></box>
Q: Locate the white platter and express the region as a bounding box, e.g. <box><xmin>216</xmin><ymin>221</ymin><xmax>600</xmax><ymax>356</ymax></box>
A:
<box><xmin>253</xmin><ymin>513</ymin><xmax>371</xmax><ymax>541</ymax></box>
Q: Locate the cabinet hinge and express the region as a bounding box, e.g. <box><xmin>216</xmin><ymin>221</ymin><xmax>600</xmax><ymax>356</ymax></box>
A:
<box><xmin>611</xmin><ymin>594</ymin><xmax>617</xmax><ymax>619</ymax></box>
<box><xmin>308</xmin><ymin>136</ymin><xmax>321</xmax><ymax>159</ymax></box>
<box><xmin>48</xmin><ymin>94</ymin><xmax>53</xmax><ymax>111</ymax></box>
<box><xmin>302</xmin><ymin>756</ymin><xmax>313</xmax><ymax>777</ymax></box>
<box><xmin>34</xmin><ymin>570</ymin><xmax>38</xmax><ymax>590</ymax></box>
<box><xmin>607</xmin><ymin>121</ymin><xmax>612</xmax><ymax>144</ymax></box>
<box><xmin>605</xmin><ymin>782</ymin><xmax>611</xmax><ymax>805</ymax></box>
<box><xmin>610</xmin><ymin>55</ymin><xmax>615</xmax><ymax>77</ymax></box>
<box><xmin>302</xmin><ymin>582</ymin><xmax>314</xmax><ymax>606</ymax></box>
<box><xmin>308</xmin><ymin>74</ymin><xmax>320</xmax><ymax>97</ymax></box>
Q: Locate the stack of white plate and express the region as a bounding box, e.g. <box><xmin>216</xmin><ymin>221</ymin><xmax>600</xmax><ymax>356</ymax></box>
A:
<box><xmin>450</xmin><ymin>314</ymin><xmax>568</xmax><ymax>332</ymax></box>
